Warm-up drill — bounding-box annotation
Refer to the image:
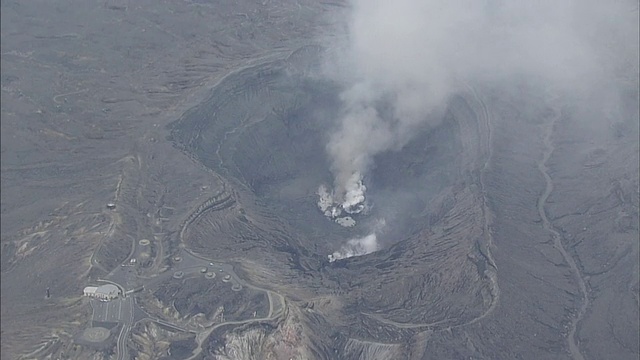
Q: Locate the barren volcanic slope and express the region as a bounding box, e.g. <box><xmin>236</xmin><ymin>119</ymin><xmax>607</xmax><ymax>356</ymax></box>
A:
<box><xmin>1</xmin><ymin>1</ymin><xmax>638</xmax><ymax>360</ymax></box>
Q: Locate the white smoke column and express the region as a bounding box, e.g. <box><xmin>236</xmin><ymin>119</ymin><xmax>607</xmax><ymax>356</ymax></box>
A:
<box><xmin>326</xmin><ymin>0</ymin><xmax>462</xmax><ymax>203</ymax></box>
<box><xmin>317</xmin><ymin>184</ymin><xmax>335</xmax><ymax>216</ymax></box>
<box><xmin>324</xmin><ymin>0</ymin><xmax>637</xmax><ymax>204</ymax></box>
<box><xmin>321</xmin><ymin>0</ymin><xmax>636</xmax><ymax>253</ymax></box>
<box><xmin>328</xmin><ymin>233</ymin><xmax>379</xmax><ymax>262</ymax></box>
<box><xmin>341</xmin><ymin>172</ymin><xmax>366</xmax><ymax>214</ymax></box>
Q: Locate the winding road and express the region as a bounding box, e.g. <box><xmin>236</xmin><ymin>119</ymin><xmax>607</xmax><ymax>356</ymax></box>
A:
<box><xmin>182</xmin><ymin>281</ymin><xmax>286</xmax><ymax>360</ymax></box>
<box><xmin>115</xmin><ymin>297</ymin><xmax>135</xmax><ymax>360</ymax></box>
<box><xmin>536</xmin><ymin>100</ymin><xmax>589</xmax><ymax>360</ymax></box>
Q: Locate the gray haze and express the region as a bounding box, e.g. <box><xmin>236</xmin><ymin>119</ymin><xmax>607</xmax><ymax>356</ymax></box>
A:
<box><xmin>323</xmin><ymin>0</ymin><xmax>638</xmax><ymax>205</ymax></box>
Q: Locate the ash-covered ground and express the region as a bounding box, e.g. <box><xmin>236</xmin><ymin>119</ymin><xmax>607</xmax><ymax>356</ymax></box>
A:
<box><xmin>1</xmin><ymin>1</ymin><xmax>638</xmax><ymax>360</ymax></box>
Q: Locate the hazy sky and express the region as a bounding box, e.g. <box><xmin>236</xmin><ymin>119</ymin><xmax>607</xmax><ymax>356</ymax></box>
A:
<box><xmin>321</xmin><ymin>0</ymin><xmax>637</xmax><ymax>259</ymax></box>
<box><xmin>324</xmin><ymin>0</ymin><xmax>638</xmax><ymax>200</ymax></box>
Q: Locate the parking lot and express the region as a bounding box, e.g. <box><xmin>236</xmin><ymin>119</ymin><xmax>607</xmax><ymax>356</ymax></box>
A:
<box><xmin>91</xmin><ymin>297</ymin><xmax>132</xmax><ymax>324</ymax></box>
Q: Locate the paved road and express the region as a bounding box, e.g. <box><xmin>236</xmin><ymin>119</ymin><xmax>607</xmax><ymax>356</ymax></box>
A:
<box><xmin>88</xmin><ymin>214</ymin><xmax>283</xmax><ymax>359</ymax></box>
<box><xmin>116</xmin><ymin>296</ymin><xmax>135</xmax><ymax>360</ymax></box>
<box><xmin>91</xmin><ymin>298</ymin><xmax>131</xmax><ymax>324</ymax></box>
<box><xmin>90</xmin><ymin>296</ymin><xmax>134</xmax><ymax>359</ymax></box>
<box><xmin>180</xmin><ymin>248</ymin><xmax>266</xmax><ymax>292</ymax></box>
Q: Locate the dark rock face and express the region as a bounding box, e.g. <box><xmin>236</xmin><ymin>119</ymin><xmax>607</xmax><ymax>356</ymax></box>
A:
<box><xmin>169</xmin><ymin>53</ymin><xmax>497</xmax><ymax>356</ymax></box>
<box><xmin>170</xmin><ymin>53</ymin><xmax>639</xmax><ymax>359</ymax></box>
<box><xmin>1</xmin><ymin>1</ymin><xmax>636</xmax><ymax>359</ymax></box>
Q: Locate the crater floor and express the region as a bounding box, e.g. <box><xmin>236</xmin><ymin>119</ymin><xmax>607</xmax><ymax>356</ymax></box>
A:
<box><xmin>1</xmin><ymin>1</ymin><xmax>637</xmax><ymax>360</ymax></box>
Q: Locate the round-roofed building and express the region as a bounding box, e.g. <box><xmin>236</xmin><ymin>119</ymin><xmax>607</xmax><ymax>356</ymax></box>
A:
<box><xmin>83</xmin><ymin>284</ymin><xmax>121</xmax><ymax>300</ymax></box>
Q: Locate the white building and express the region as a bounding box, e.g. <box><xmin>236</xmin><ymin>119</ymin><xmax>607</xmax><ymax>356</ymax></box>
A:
<box><xmin>83</xmin><ymin>284</ymin><xmax>121</xmax><ymax>300</ymax></box>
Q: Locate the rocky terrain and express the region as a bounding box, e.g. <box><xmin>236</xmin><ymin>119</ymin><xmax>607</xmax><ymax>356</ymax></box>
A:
<box><xmin>1</xmin><ymin>1</ymin><xmax>638</xmax><ymax>360</ymax></box>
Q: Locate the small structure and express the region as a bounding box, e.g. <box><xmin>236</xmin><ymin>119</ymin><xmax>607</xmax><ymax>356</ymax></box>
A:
<box><xmin>106</xmin><ymin>203</ymin><xmax>116</xmax><ymax>210</ymax></box>
<box><xmin>83</xmin><ymin>284</ymin><xmax>121</xmax><ymax>300</ymax></box>
<box><xmin>84</xmin><ymin>286</ymin><xmax>98</xmax><ymax>297</ymax></box>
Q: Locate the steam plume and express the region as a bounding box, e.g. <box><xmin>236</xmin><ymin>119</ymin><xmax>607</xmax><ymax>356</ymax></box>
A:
<box><xmin>321</xmin><ymin>0</ymin><xmax>637</xmax><ymax>259</ymax></box>
<box><xmin>323</xmin><ymin>0</ymin><xmax>638</xmax><ymax>204</ymax></box>
<box><xmin>328</xmin><ymin>233</ymin><xmax>378</xmax><ymax>262</ymax></box>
